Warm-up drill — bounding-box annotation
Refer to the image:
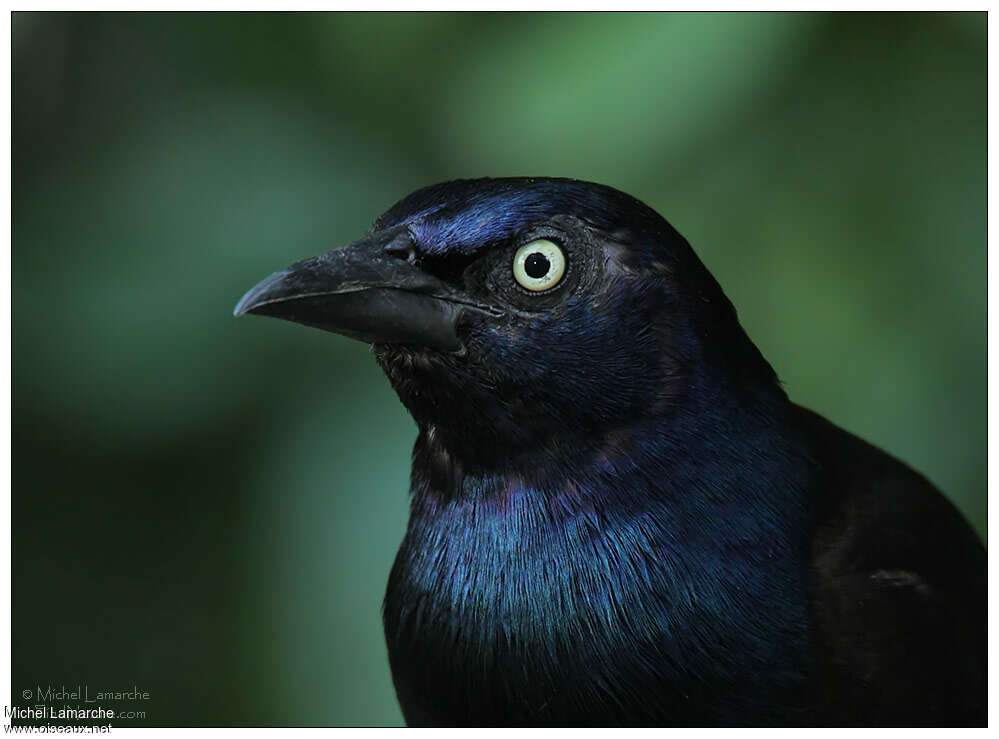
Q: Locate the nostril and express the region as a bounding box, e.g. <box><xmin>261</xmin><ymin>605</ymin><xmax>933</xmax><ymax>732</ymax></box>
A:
<box><xmin>383</xmin><ymin>233</ymin><xmax>419</xmax><ymax>264</ymax></box>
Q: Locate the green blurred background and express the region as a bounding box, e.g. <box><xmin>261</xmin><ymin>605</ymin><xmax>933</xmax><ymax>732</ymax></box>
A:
<box><xmin>12</xmin><ymin>12</ymin><xmax>985</xmax><ymax>727</ymax></box>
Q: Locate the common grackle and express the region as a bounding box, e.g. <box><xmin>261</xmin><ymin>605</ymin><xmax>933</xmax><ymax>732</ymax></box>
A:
<box><xmin>235</xmin><ymin>178</ymin><xmax>985</xmax><ymax>727</ymax></box>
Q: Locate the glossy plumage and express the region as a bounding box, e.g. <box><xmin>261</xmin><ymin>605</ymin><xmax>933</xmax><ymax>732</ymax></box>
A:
<box><xmin>236</xmin><ymin>178</ymin><xmax>985</xmax><ymax>726</ymax></box>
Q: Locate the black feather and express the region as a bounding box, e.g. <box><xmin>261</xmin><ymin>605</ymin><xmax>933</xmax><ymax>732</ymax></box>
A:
<box><xmin>238</xmin><ymin>177</ymin><xmax>986</xmax><ymax>726</ymax></box>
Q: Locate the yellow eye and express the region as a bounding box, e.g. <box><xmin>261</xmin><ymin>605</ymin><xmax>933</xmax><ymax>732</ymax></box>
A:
<box><xmin>512</xmin><ymin>239</ymin><xmax>566</xmax><ymax>292</ymax></box>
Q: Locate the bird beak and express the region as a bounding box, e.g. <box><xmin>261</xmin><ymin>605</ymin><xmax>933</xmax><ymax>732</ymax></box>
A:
<box><xmin>234</xmin><ymin>228</ymin><xmax>484</xmax><ymax>351</ymax></box>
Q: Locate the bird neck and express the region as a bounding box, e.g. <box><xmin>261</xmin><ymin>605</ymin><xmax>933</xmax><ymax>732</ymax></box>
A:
<box><xmin>408</xmin><ymin>367</ymin><xmax>815</xmax><ymax>528</ymax></box>
<box><xmin>390</xmin><ymin>372</ymin><xmax>818</xmax><ymax>722</ymax></box>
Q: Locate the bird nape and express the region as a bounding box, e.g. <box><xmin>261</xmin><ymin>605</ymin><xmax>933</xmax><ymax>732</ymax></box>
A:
<box><xmin>235</xmin><ymin>177</ymin><xmax>985</xmax><ymax>727</ymax></box>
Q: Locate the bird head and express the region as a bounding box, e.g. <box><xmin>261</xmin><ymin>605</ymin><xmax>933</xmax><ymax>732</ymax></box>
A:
<box><xmin>235</xmin><ymin>178</ymin><xmax>778</xmax><ymax>469</ymax></box>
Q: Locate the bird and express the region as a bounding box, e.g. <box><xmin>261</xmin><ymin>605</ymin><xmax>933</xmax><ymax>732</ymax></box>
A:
<box><xmin>234</xmin><ymin>177</ymin><xmax>985</xmax><ymax>727</ymax></box>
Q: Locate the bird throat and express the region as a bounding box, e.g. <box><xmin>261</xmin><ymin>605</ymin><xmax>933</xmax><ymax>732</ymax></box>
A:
<box><xmin>383</xmin><ymin>381</ymin><xmax>819</xmax><ymax>724</ymax></box>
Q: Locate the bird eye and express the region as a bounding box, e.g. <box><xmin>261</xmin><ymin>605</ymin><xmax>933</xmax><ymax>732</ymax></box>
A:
<box><xmin>512</xmin><ymin>240</ymin><xmax>566</xmax><ymax>292</ymax></box>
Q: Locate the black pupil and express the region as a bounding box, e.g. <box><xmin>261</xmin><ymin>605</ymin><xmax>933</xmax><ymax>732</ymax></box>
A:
<box><xmin>524</xmin><ymin>252</ymin><xmax>550</xmax><ymax>279</ymax></box>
